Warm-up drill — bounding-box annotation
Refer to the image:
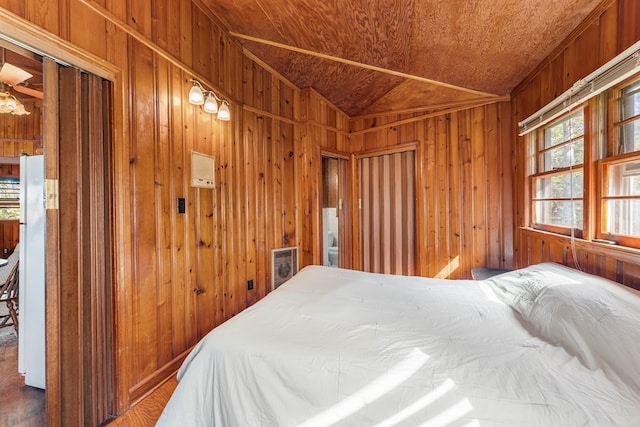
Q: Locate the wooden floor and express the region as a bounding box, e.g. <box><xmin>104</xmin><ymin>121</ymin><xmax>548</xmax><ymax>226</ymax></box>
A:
<box><xmin>0</xmin><ymin>326</ymin><xmax>177</xmax><ymax>427</ymax></box>
<box><xmin>0</xmin><ymin>330</ymin><xmax>46</xmax><ymax>427</ymax></box>
<box><xmin>108</xmin><ymin>376</ymin><xmax>177</xmax><ymax>426</ymax></box>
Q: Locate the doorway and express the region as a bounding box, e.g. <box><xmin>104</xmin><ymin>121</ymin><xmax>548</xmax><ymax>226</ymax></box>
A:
<box><xmin>0</xmin><ymin>39</ymin><xmax>46</xmax><ymax>426</ymax></box>
<box><xmin>0</xmin><ymin>30</ymin><xmax>114</xmax><ymax>425</ymax></box>
<box><xmin>321</xmin><ymin>155</ymin><xmax>349</xmax><ymax>268</ymax></box>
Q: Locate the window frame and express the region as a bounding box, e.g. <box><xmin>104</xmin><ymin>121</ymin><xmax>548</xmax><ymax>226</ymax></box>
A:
<box><xmin>528</xmin><ymin>107</ymin><xmax>588</xmax><ymax>238</ymax></box>
<box><xmin>0</xmin><ymin>177</ymin><xmax>20</xmax><ymax>220</ymax></box>
<box><xmin>596</xmin><ymin>75</ymin><xmax>640</xmax><ymax>248</ymax></box>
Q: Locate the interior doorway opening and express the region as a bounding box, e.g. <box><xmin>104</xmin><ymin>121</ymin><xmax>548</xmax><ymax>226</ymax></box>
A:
<box><xmin>321</xmin><ymin>155</ymin><xmax>349</xmax><ymax>269</ymax></box>
<box><xmin>0</xmin><ymin>37</ymin><xmax>46</xmax><ymax>426</ymax></box>
<box><xmin>0</xmin><ymin>28</ymin><xmax>115</xmax><ymax>425</ymax></box>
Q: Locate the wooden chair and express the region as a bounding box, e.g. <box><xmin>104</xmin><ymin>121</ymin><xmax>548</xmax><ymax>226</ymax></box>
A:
<box><xmin>0</xmin><ymin>244</ymin><xmax>20</xmax><ymax>334</ymax></box>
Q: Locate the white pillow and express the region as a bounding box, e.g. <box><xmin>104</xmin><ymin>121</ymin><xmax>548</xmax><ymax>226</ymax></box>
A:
<box><xmin>486</xmin><ymin>262</ymin><xmax>640</xmax><ymax>392</ymax></box>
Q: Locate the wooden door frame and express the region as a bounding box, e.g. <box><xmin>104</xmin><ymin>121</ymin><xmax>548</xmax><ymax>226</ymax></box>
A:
<box><xmin>319</xmin><ymin>150</ymin><xmax>351</xmax><ymax>269</ymax></box>
<box><xmin>0</xmin><ymin>10</ymin><xmax>125</xmax><ymax>425</ymax></box>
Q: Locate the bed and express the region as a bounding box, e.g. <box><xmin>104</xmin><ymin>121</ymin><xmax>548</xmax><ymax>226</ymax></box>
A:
<box><xmin>157</xmin><ymin>263</ymin><xmax>640</xmax><ymax>426</ymax></box>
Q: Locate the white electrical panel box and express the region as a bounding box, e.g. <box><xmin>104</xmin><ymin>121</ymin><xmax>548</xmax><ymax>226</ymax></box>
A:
<box><xmin>191</xmin><ymin>150</ymin><xmax>215</xmax><ymax>189</ymax></box>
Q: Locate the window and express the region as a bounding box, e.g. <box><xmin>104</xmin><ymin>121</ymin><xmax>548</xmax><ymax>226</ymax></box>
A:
<box><xmin>530</xmin><ymin>110</ymin><xmax>585</xmax><ymax>236</ymax></box>
<box><xmin>0</xmin><ymin>178</ymin><xmax>20</xmax><ymax>220</ymax></box>
<box><xmin>521</xmin><ymin>41</ymin><xmax>640</xmax><ymax>250</ymax></box>
<box><xmin>599</xmin><ymin>77</ymin><xmax>640</xmax><ymax>245</ymax></box>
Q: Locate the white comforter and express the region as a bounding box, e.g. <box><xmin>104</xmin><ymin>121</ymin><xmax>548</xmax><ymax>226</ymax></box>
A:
<box><xmin>157</xmin><ymin>265</ymin><xmax>640</xmax><ymax>426</ymax></box>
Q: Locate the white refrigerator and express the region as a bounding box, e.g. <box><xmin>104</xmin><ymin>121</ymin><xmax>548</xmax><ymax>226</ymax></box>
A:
<box><xmin>18</xmin><ymin>154</ymin><xmax>46</xmax><ymax>389</ymax></box>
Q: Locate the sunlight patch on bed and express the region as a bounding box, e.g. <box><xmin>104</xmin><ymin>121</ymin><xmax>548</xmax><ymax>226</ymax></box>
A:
<box><xmin>373</xmin><ymin>378</ymin><xmax>456</xmax><ymax>427</ymax></box>
<box><xmin>299</xmin><ymin>349</ymin><xmax>429</xmax><ymax>427</ymax></box>
<box><xmin>417</xmin><ymin>398</ymin><xmax>474</xmax><ymax>427</ymax></box>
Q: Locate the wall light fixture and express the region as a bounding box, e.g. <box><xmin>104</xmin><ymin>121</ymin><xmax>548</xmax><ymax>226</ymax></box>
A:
<box><xmin>188</xmin><ymin>79</ymin><xmax>230</xmax><ymax>121</ymax></box>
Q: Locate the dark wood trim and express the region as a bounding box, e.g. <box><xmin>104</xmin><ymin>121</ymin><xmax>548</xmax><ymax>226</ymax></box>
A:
<box><xmin>58</xmin><ymin>65</ymin><xmax>84</xmax><ymax>427</ymax></box>
<box><xmin>354</xmin><ymin>141</ymin><xmax>418</xmax><ymax>159</ymax></box>
<box><xmin>320</xmin><ymin>148</ymin><xmax>350</xmax><ymax>160</ymax></box>
<box><xmin>127</xmin><ymin>348</ymin><xmax>190</xmax><ymax>405</ymax></box>
<box><xmin>43</xmin><ymin>57</ymin><xmax>62</xmax><ymax>427</ymax></box>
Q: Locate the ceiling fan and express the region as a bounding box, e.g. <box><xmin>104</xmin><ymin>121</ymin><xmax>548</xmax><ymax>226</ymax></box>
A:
<box><xmin>0</xmin><ymin>48</ymin><xmax>43</xmax><ymax>100</ymax></box>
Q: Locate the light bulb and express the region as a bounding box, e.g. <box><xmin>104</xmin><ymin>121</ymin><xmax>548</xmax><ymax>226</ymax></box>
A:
<box><xmin>203</xmin><ymin>92</ymin><xmax>218</xmax><ymax>114</ymax></box>
<box><xmin>217</xmin><ymin>101</ymin><xmax>230</xmax><ymax>121</ymax></box>
<box><xmin>188</xmin><ymin>82</ymin><xmax>204</xmax><ymax>105</ymax></box>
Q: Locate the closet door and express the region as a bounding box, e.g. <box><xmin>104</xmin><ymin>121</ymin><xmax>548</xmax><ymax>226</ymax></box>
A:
<box><xmin>359</xmin><ymin>150</ymin><xmax>415</xmax><ymax>275</ymax></box>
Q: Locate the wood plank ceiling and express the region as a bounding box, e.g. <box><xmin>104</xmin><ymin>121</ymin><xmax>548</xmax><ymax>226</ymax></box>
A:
<box><xmin>199</xmin><ymin>0</ymin><xmax>603</xmax><ymax>116</ymax></box>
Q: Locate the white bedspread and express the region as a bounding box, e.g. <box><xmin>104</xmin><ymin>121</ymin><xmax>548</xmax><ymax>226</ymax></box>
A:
<box><xmin>157</xmin><ymin>265</ymin><xmax>640</xmax><ymax>426</ymax></box>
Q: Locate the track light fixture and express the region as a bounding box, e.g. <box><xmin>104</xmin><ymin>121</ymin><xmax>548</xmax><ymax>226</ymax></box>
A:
<box><xmin>188</xmin><ymin>79</ymin><xmax>230</xmax><ymax>121</ymax></box>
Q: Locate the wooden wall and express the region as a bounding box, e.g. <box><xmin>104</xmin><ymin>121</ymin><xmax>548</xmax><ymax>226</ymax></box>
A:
<box><xmin>0</xmin><ymin>98</ymin><xmax>41</xmax><ymax>156</ymax></box>
<box><xmin>8</xmin><ymin>0</ymin><xmax>632</xmax><ymax>422</ymax></box>
<box><xmin>0</xmin><ymin>0</ymin><xmax>304</xmax><ymax>418</ymax></box>
<box><xmin>0</xmin><ymin>221</ymin><xmax>19</xmax><ymax>256</ymax></box>
<box><xmin>0</xmin><ymin>98</ymin><xmax>40</xmax><ymax>177</ymax></box>
<box><xmin>297</xmin><ymin>88</ymin><xmax>351</xmax><ymax>267</ymax></box>
<box><xmin>512</xmin><ymin>0</ymin><xmax>640</xmax><ymax>288</ymax></box>
<box><xmin>349</xmin><ymin>102</ymin><xmax>514</xmax><ymax>278</ymax></box>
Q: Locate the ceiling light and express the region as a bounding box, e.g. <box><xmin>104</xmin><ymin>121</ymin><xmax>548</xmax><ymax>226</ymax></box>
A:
<box><xmin>203</xmin><ymin>92</ymin><xmax>218</xmax><ymax>114</ymax></box>
<box><xmin>0</xmin><ymin>90</ymin><xmax>30</xmax><ymax>115</ymax></box>
<box><xmin>217</xmin><ymin>101</ymin><xmax>230</xmax><ymax>121</ymax></box>
<box><xmin>14</xmin><ymin>102</ymin><xmax>29</xmax><ymax>115</ymax></box>
<box><xmin>6</xmin><ymin>95</ymin><xmax>16</xmax><ymax>110</ymax></box>
<box><xmin>188</xmin><ymin>79</ymin><xmax>230</xmax><ymax>120</ymax></box>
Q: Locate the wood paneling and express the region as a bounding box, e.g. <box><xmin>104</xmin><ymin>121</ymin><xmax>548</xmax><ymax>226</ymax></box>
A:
<box><xmin>198</xmin><ymin>0</ymin><xmax>602</xmax><ymax>115</ymax></box>
<box><xmin>349</xmin><ymin>102</ymin><xmax>514</xmax><ymax>278</ymax></box>
<box><xmin>512</xmin><ymin>0</ymin><xmax>640</xmax><ymax>286</ymax></box>
<box><xmin>519</xmin><ymin>228</ymin><xmax>640</xmax><ymax>290</ymax></box>
<box><xmin>296</xmin><ymin>88</ymin><xmax>351</xmax><ymax>268</ymax></box>
<box><xmin>0</xmin><ymin>221</ymin><xmax>19</xmax><ymax>256</ymax></box>
<box><xmin>1</xmin><ymin>2</ymin><xmax>307</xmax><ymax>422</ymax></box>
<box><xmin>0</xmin><ymin>99</ymin><xmax>40</xmax><ymax>178</ymax></box>
<box><xmin>0</xmin><ymin>1</ymin><xmax>519</xmax><ymax>425</ymax></box>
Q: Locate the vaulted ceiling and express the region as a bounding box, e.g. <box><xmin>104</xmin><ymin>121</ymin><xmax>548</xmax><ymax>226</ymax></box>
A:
<box><xmin>200</xmin><ymin>0</ymin><xmax>603</xmax><ymax>116</ymax></box>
